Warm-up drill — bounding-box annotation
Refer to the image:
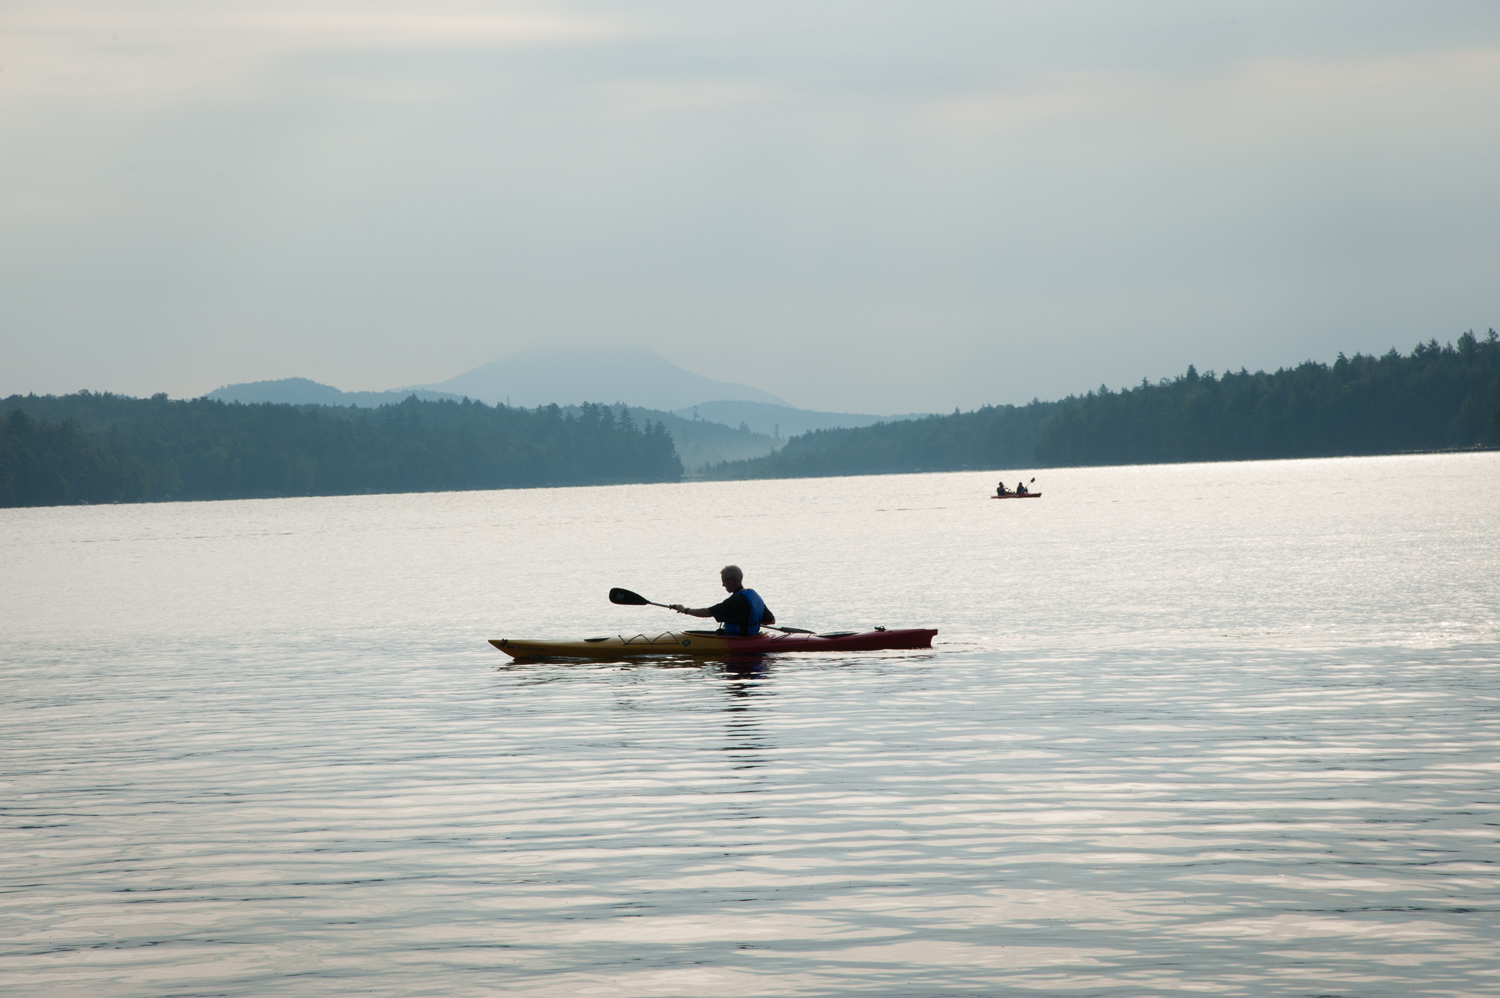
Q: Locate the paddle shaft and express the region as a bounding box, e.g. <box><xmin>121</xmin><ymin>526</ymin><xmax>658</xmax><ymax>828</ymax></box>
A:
<box><xmin>610</xmin><ymin>586</ymin><xmax>811</xmax><ymax>634</ymax></box>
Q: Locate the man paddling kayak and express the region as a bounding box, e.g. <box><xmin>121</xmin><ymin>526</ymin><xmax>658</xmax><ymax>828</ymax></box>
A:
<box><xmin>670</xmin><ymin>565</ymin><xmax>776</xmax><ymax>636</ymax></box>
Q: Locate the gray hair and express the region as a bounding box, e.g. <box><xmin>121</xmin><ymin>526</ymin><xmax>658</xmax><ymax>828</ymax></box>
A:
<box><xmin>720</xmin><ymin>564</ymin><xmax>743</xmax><ymax>582</ymax></box>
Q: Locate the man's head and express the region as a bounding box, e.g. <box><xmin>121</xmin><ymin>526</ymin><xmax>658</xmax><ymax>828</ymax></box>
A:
<box><xmin>720</xmin><ymin>565</ymin><xmax>744</xmax><ymax>592</ymax></box>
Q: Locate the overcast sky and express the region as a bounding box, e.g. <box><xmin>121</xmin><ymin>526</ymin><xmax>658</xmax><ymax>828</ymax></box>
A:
<box><xmin>3</xmin><ymin>0</ymin><xmax>1497</xmax><ymax>413</ymax></box>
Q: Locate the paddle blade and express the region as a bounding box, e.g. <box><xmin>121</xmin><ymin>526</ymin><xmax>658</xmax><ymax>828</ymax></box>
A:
<box><xmin>609</xmin><ymin>587</ymin><xmax>652</xmax><ymax>606</ymax></box>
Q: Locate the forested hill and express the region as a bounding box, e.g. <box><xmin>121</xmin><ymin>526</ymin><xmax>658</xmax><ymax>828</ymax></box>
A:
<box><xmin>699</xmin><ymin>399</ymin><xmax>1070</xmax><ymax>480</ymax></box>
<box><xmin>1</xmin><ymin>394</ymin><xmax>682</xmax><ymax>507</ymax></box>
<box><xmin>704</xmin><ymin>330</ymin><xmax>1500</xmax><ymax>479</ymax></box>
<box><xmin>6</xmin><ymin>331</ymin><xmax>1496</xmax><ymax>505</ymax></box>
<box><xmin>1036</xmin><ymin>331</ymin><xmax>1499</xmax><ymax>466</ymax></box>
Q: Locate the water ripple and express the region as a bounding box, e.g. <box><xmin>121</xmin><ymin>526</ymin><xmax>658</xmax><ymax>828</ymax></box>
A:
<box><xmin>3</xmin><ymin>456</ymin><xmax>1498</xmax><ymax>995</ymax></box>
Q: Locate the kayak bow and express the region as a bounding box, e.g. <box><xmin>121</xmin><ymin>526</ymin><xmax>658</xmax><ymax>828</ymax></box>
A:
<box><xmin>490</xmin><ymin>627</ymin><xmax>937</xmax><ymax>659</ymax></box>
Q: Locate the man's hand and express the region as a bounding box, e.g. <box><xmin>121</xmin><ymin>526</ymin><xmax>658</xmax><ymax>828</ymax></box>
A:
<box><xmin>669</xmin><ymin>604</ymin><xmax>686</xmax><ymax>613</ymax></box>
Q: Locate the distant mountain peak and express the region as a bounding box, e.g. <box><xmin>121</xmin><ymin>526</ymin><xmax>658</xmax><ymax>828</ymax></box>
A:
<box><xmin>207</xmin><ymin>378</ymin><xmax>460</xmax><ymax>407</ymax></box>
<box><xmin>399</xmin><ymin>345</ymin><xmax>788</xmax><ymax>411</ymax></box>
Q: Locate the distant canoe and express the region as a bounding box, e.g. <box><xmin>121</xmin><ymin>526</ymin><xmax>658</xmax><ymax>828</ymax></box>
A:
<box><xmin>992</xmin><ymin>493</ymin><xmax>1041</xmax><ymax>499</ymax></box>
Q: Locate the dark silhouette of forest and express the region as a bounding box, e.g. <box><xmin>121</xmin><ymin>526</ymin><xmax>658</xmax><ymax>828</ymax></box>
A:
<box><xmin>704</xmin><ymin>330</ymin><xmax>1500</xmax><ymax>480</ymax></box>
<box><xmin>5</xmin><ymin>331</ymin><xmax>1496</xmax><ymax>505</ymax></box>
<box><xmin>1036</xmin><ymin>331</ymin><xmax>1499</xmax><ymax>466</ymax></box>
<box><xmin>699</xmin><ymin>399</ymin><xmax>1068</xmax><ymax>479</ymax></box>
<box><xmin>1</xmin><ymin>394</ymin><xmax>681</xmax><ymax>507</ymax></box>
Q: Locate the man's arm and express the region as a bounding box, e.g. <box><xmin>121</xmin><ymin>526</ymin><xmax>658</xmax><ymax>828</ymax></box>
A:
<box><xmin>761</xmin><ymin>606</ymin><xmax>775</xmax><ymax>625</ymax></box>
<box><xmin>670</xmin><ymin>602</ymin><xmax>716</xmax><ymax>618</ymax></box>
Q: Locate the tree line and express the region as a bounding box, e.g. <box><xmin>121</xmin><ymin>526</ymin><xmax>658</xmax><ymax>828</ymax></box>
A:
<box><xmin>1</xmin><ymin>394</ymin><xmax>682</xmax><ymax>507</ymax></box>
<box><xmin>6</xmin><ymin>331</ymin><xmax>1495</xmax><ymax>505</ymax></box>
<box><xmin>703</xmin><ymin>330</ymin><xmax>1500</xmax><ymax>479</ymax></box>
<box><xmin>698</xmin><ymin>398</ymin><xmax>1068</xmax><ymax>479</ymax></box>
<box><xmin>1035</xmin><ymin>331</ymin><xmax>1499</xmax><ymax>465</ymax></box>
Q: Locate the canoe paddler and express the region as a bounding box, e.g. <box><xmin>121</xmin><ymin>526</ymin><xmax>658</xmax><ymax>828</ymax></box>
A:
<box><xmin>669</xmin><ymin>565</ymin><xmax>776</xmax><ymax>636</ymax></box>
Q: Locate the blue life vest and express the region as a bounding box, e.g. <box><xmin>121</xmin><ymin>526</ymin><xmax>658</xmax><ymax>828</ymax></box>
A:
<box><xmin>722</xmin><ymin>588</ymin><xmax>766</xmax><ymax>636</ymax></box>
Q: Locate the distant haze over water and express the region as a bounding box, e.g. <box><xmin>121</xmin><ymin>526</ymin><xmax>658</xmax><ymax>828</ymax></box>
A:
<box><xmin>671</xmin><ymin>400</ymin><xmax>932</xmax><ymax>438</ymax></box>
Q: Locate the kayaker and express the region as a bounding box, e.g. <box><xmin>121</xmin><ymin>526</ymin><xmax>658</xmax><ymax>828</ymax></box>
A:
<box><xmin>1016</xmin><ymin>481</ymin><xmax>1028</xmax><ymax>495</ymax></box>
<box><xmin>669</xmin><ymin>565</ymin><xmax>775</xmax><ymax>636</ymax></box>
<box><xmin>996</xmin><ymin>481</ymin><xmax>1010</xmax><ymax>496</ymax></box>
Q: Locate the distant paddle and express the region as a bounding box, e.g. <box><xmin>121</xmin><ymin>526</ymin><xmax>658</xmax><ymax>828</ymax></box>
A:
<box><xmin>609</xmin><ymin>587</ymin><xmax>816</xmax><ymax>635</ymax></box>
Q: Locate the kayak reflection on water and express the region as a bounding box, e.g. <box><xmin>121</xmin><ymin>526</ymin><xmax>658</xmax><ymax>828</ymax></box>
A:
<box><xmin>718</xmin><ymin>662</ymin><xmax>774</xmax><ymax>771</ymax></box>
<box><xmin>668</xmin><ymin>565</ymin><xmax>776</xmax><ymax>636</ymax></box>
<box><xmin>715</xmin><ymin>654</ymin><xmax>774</xmax><ymax>682</ymax></box>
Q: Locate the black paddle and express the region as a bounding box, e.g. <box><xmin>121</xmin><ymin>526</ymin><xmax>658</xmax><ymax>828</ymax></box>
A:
<box><xmin>609</xmin><ymin>587</ymin><xmax>669</xmax><ymax>608</ymax></box>
<box><xmin>609</xmin><ymin>587</ymin><xmax>815</xmax><ymax>634</ymax></box>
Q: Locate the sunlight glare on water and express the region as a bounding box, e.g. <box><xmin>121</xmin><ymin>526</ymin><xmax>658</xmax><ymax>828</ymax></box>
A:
<box><xmin>2</xmin><ymin>453</ymin><xmax>1498</xmax><ymax>996</ymax></box>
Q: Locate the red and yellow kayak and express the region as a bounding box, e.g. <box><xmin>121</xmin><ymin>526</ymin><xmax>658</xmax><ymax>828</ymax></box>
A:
<box><xmin>992</xmin><ymin>492</ymin><xmax>1041</xmax><ymax>499</ymax></box>
<box><xmin>490</xmin><ymin>627</ymin><xmax>937</xmax><ymax>660</ymax></box>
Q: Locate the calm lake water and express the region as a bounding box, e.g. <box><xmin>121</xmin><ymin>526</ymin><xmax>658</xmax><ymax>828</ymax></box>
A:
<box><xmin>3</xmin><ymin>453</ymin><xmax>1498</xmax><ymax>997</ymax></box>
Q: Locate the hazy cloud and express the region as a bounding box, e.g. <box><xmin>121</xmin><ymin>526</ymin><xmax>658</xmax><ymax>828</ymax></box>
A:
<box><xmin>2</xmin><ymin>0</ymin><xmax>1497</xmax><ymax>411</ymax></box>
